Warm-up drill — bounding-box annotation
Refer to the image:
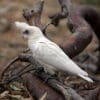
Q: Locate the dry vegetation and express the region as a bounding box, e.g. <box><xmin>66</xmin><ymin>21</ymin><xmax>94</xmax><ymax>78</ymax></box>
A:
<box><xmin>0</xmin><ymin>0</ymin><xmax>100</xmax><ymax>100</ymax></box>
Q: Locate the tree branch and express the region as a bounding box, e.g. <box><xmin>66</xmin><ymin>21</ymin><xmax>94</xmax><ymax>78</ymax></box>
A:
<box><xmin>23</xmin><ymin>0</ymin><xmax>44</xmax><ymax>28</ymax></box>
<box><xmin>1</xmin><ymin>0</ymin><xmax>100</xmax><ymax>100</ymax></box>
<box><xmin>1</xmin><ymin>53</ymin><xmax>85</xmax><ymax>100</ymax></box>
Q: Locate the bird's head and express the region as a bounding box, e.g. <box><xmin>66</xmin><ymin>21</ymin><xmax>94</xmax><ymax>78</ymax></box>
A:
<box><xmin>15</xmin><ymin>21</ymin><xmax>42</xmax><ymax>39</ymax></box>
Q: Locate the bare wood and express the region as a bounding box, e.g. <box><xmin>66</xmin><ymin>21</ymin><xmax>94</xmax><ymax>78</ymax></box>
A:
<box><xmin>1</xmin><ymin>53</ymin><xmax>85</xmax><ymax>100</ymax></box>
<box><xmin>49</xmin><ymin>5</ymin><xmax>100</xmax><ymax>64</ymax></box>
<box><xmin>1</xmin><ymin>48</ymin><xmax>29</xmax><ymax>81</ymax></box>
<box><xmin>1</xmin><ymin>0</ymin><xmax>100</xmax><ymax>100</ymax></box>
<box><xmin>23</xmin><ymin>0</ymin><xmax>44</xmax><ymax>28</ymax></box>
<box><xmin>49</xmin><ymin>4</ymin><xmax>100</xmax><ymax>41</ymax></box>
<box><xmin>19</xmin><ymin>54</ymin><xmax>85</xmax><ymax>100</ymax></box>
<box><xmin>22</xmin><ymin>73</ymin><xmax>64</xmax><ymax>100</ymax></box>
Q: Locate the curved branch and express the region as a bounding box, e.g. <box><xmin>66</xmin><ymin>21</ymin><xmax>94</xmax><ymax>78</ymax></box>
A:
<box><xmin>22</xmin><ymin>73</ymin><xmax>64</xmax><ymax>100</ymax></box>
<box><xmin>77</xmin><ymin>5</ymin><xmax>100</xmax><ymax>41</ymax></box>
<box><xmin>49</xmin><ymin>4</ymin><xmax>100</xmax><ymax>41</ymax></box>
<box><xmin>1</xmin><ymin>0</ymin><xmax>99</xmax><ymax>100</ymax></box>
<box><xmin>23</xmin><ymin>0</ymin><xmax>44</xmax><ymax>28</ymax></box>
<box><xmin>58</xmin><ymin>0</ymin><xmax>93</xmax><ymax>58</ymax></box>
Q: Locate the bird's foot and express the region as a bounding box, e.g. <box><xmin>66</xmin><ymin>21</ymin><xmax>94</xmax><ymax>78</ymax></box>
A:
<box><xmin>56</xmin><ymin>72</ymin><xmax>66</xmax><ymax>83</ymax></box>
<box><xmin>35</xmin><ymin>67</ymin><xmax>45</xmax><ymax>74</ymax></box>
<box><xmin>43</xmin><ymin>73</ymin><xmax>58</xmax><ymax>83</ymax></box>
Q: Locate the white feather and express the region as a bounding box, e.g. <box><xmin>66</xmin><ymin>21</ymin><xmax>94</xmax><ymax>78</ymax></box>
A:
<box><xmin>15</xmin><ymin>21</ymin><xmax>93</xmax><ymax>83</ymax></box>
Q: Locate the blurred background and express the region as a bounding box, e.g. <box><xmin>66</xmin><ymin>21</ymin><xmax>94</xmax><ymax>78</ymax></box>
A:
<box><xmin>78</xmin><ymin>0</ymin><xmax>100</xmax><ymax>5</ymax></box>
<box><xmin>0</xmin><ymin>0</ymin><xmax>100</xmax><ymax>67</ymax></box>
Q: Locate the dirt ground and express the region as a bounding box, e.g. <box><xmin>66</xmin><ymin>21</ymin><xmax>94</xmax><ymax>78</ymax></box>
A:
<box><xmin>0</xmin><ymin>0</ymin><xmax>99</xmax><ymax>100</ymax></box>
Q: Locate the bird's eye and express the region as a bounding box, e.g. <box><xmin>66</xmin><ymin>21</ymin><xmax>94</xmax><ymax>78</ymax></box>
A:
<box><xmin>23</xmin><ymin>30</ymin><xmax>29</xmax><ymax>34</ymax></box>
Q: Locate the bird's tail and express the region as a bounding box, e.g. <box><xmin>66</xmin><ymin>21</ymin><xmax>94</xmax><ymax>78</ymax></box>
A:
<box><xmin>78</xmin><ymin>73</ymin><xmax>93</xmax><ymax>83</ymax></box>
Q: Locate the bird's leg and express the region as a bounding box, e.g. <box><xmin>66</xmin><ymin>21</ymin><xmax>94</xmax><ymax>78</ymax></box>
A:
<box><xmin>35</xmin><ymin>67</ymin><xmax>45</xmax><ymax>74</ymax></box>
<box><xmin>43</xmin><ymin>71</ymin><xmax>59</xmax><ymax>83</ymax></box>
<box><xmin>34</xmin><ymin>69</ymin><xmax>58</xmax><ymax>83</ymax></box>
<box><xmin>56</xmin><ymin>71</ymin><xmax>63</xmax><ymax>83</ymax></box>
<box><xmin>44</xmin><ymin>74</ymin><xmax>57</xmax><ymax>83</ymax></box>
<box><xmin>53</xmin><ymin>71</ymin><xmax>68</xmax><ymax>84</ymax></box>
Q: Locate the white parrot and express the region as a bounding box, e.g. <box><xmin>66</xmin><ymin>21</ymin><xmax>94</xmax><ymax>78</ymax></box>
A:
<box><xmin>15</xmin><ymin>21</ymin><xmax>93</xmax><ymax>82</ymax></box>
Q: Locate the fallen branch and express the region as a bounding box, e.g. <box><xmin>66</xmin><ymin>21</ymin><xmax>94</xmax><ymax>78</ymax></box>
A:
<box><xmin>1</xmin><ymin>53</ymin><xmax>85</xmax><ymax>100</ymax></box>
<box><xmin>22</xmin><ymin>73</ymin><xmax>64</xmax><ymax>100</ymax></box>
<box><xmin>23</xmin><ymin>0</ymin><xmax>44</xmax><ymax>28</ymax></box>
<box><xmin>1</xmin><ymin>0</ymin><xmax>100</xmax><ymax>100</ymax></box>
<box><xmin>19</xmin><ymin>54</ymin><xmax>85</xmax><ymax>100</ymax></box>
<box><xmin>1</xmin><ymin>48</ymin><xmax>29</xmax><ymax>81</ymax></box>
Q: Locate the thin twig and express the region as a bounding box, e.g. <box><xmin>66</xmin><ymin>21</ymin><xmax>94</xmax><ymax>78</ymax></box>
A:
<box><xmin>1</xmin><ymin>48</ymin><xmax>30</xmax><ymax>79</ymax></box>
<box><xmin>1</xmin><ymin>64</ymin><xmax>33</xmax><ymax>84</ymax></box>
<box><xmin>1</xmin><ymin>56</ymin><xmax>19</xmax><ymax>78</ymax></box>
